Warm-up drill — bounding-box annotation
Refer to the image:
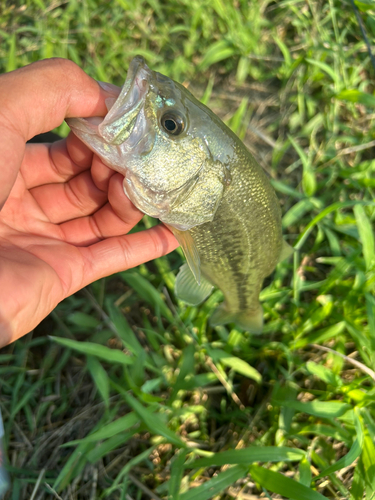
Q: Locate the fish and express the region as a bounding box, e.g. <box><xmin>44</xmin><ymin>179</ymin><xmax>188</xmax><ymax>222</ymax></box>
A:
<box><xmin>67</xmin><ymin>56</ymin><xmax>292</xmax><ymax>333</ymax></box>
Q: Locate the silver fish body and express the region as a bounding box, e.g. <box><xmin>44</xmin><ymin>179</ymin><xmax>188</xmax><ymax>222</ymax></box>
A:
<box><xmin>67</xmin><ymin>57</ymin><xmax>290</xmax><ymax>332</ymax></box>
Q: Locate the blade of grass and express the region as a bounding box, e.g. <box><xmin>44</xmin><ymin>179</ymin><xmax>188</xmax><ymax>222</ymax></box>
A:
<box><xmin>315</xmin><ymin>409</ymin><xmax>363</xmax><ymax>479</ymax></box>
<box><xmin>168</xmin><ymin>449</ymin><xmax>189</xmax><ymax>500</ymax></box>
<box><xmin>187</xmin><ymin>446</ymin><xmax>305</xmax><ymax>468</ymax></box>
<box><xmin>49</xmin><ymin>336</ymin><xmax>134</xmax><ymax>365</ymax></box>
<box><xmin>250</xmin><ymin>465</ymin><xmax>328</xmax><ymax>500</ymax></box>
<box><xmin>354</xmin><ymin>205</ymin><xmax>375</xmax><ymax>271</ymax></box>
<box><xmin>273</xmin><ymin>400</ymin><xmax>352</xmax><ymax>418</ymax></box>
<box><xmin>179</xmin><ymin>465</ymin><xmax>248</xmax><ymax>500</ymax></box>
<box><xmin>123</xmin><ymin>392</ymin><xmax>187</xmax><ymax>447</ymax></box>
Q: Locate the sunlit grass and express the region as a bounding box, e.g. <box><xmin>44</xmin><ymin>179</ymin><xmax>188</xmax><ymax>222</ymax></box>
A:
<box><xmin>1</xmin><ymin>0</ymin><xmax>375</xmax><ymax>498</ymax></box>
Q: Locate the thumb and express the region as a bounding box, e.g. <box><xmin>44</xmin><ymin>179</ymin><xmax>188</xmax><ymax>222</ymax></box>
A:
<box><xmin>0</xmin><ymin>58</ymin><xmax>119</xmax><ymax>208</ymax></box>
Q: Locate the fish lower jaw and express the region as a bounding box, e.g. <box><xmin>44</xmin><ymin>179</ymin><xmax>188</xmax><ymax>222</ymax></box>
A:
<box><xmin>122</xmin><ymin>183</ymin><xmax>194</xmax><ymax>231</ymax></box>
<box><xmin>122</xmin><ymin>178</ymin><xmax>170</xmax><ymax>219</ymax></box>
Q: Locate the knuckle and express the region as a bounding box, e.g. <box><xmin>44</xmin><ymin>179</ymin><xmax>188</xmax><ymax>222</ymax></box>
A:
<box><xmin>117</xmin><ymin>237</ymin><xmax>133</xmax><ymax>267</ymax></box>
<box><xmin>88</xmin><ymin>214</ymin><xmax>104</xmax><ymax>240</ymax></box>
<box><xmin>42</xmin><ymin>57</ymin><xmax>80</xmax><ymax>73</ymax></box>
<box><xmin>27</xmin><ymin>58</ymin><xmax>82</xmax><ymax>79</ymax></box>
<box><xmin>148</xmin><ymin>227</ymin><xmax>165</xmax><ymax>256</ymax></box>
<box><xmin>64</xmin><ymin>181</ymin><xmax>86</xmax><ymax>215</ymax></box>
<box><xmin>33</xmin><ymin>58</ymin><xmax>90</xmax><ymax>102</ymax></box>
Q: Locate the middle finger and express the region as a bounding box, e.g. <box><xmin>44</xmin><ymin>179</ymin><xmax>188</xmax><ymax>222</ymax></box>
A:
<box><xmin>57</xmin><ymin>173</ymin><xmax>144</xmax><ymax>245</ymax></box>
<box><xmin>30</xmin><ymin>169</ymin><xmax>107</xmax><ymax>223</ymax></box>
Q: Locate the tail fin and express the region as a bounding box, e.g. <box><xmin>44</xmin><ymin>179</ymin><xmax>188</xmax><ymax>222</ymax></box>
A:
<box><xmin>210</xmin><ymin>303</ymin><xmax>263</xmax><ymax>333</ymax></box>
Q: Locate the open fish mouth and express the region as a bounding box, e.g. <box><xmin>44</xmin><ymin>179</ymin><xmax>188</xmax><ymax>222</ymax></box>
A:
<box><xmin>66</xmin><ymin>57</ymin><xmax>203</xmax><ymax>221</ymax></box>
<box><xmin>98</xmin><ymin>56</ymin><xmax>151</xmax><ymax>145</ymax></box>
<box><xmin>66</xmin><ymin>56</ymin><xmax>152</xmax><ymax>155</ymax></box>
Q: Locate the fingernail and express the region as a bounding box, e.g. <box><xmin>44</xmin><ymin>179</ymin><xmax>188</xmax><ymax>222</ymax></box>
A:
<box><xmin>97</xmin><ymin>80</ymin><xmax>120</xmax><ymax>95</ymax></box>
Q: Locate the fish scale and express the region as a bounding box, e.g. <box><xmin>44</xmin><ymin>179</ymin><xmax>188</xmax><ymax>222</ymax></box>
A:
<box><xmin>67</xmin><ymin>56</ymin><xmax>292</xmax><ymax>332</ymax></box>
<box><xmin>189</xmin><ymin>147</ymin><xmax>282</xmax><ymax>330</ymax></box>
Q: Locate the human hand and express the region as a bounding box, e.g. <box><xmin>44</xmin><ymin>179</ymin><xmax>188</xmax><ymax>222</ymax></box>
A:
<box><xmin>0</xmin><ymin>59</ymin><xmax>178</xmax><ymax>346</ymax></box>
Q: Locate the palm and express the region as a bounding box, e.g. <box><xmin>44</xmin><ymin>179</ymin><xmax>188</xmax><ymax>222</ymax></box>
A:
<box><xmin>0</xmin><ymin>135</ymin><xmax>177</xmax><ymax>340</ymax></box>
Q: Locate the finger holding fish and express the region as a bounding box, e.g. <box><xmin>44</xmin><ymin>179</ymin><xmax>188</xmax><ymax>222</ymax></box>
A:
<box><xmin>58</xmin><ymin>173</ymin><xmax>146</xmax><ymax>246</ymax></box>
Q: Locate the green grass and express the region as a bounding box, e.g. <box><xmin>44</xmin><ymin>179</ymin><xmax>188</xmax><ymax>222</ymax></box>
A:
<box><xmin>1</xmin><ymin>0</ymin><xmax>375</xmax><ymax>498</ymax></box>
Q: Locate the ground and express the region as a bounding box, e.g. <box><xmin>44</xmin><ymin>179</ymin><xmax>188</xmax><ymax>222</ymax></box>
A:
<box><xmin>1</xmin><ymin>1</ymin><xmax>375</xmax><ymax>499</ymax></box>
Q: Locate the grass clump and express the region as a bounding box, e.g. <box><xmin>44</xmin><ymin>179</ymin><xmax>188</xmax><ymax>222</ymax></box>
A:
<box><xmin>1</xmin><ymin>0</ymin><xmax>375</xmax><ymax>498</ymax></box>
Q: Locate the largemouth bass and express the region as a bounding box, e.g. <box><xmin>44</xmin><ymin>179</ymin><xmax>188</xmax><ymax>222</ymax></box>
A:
<box><xmin>67</xmin><ymin>57</ymin><xmax>291</xmax><ymax>332</ymax></box>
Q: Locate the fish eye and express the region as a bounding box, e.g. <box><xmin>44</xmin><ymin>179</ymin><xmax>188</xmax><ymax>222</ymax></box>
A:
<box><xmin>161</xmin><ymin>112</ymin><xmax>185</xmax><ymax>136</ymax></box>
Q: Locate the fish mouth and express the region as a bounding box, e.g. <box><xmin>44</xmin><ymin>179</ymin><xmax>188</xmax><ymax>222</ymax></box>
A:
<box><xmin>67</xmin><ymin>56</ymin><xmax>152</xmax><ymax>151</ymax></box>
<box><xmin>67</xmin><ymin>57</ymin><xmax>199</xmax><ymax>221</ymax></box>
<box><xmin>99</xmin><ymin>56</ymin><xmax>151</xmax><ymax>145</ymax></box>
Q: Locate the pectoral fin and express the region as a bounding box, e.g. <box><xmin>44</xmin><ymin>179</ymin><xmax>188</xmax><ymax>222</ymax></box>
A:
<box><xmin>175</xmin><ymin>264</ymin><xmax>213</xmax><ymax>305</ymax></box>
<box><xmin>278</xmin><ymin>240</ymin><xmax>294</xmax><ymax>262</ymax></box>
<box><xmin>161</xmin><ymin>160</ymin><xmax>226</xmax><ymax>231</ymax></box>
<box><xmin>165</xmin><ymin>225</ymin><xmax>201</xmax><ymax>284</ymax></box>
